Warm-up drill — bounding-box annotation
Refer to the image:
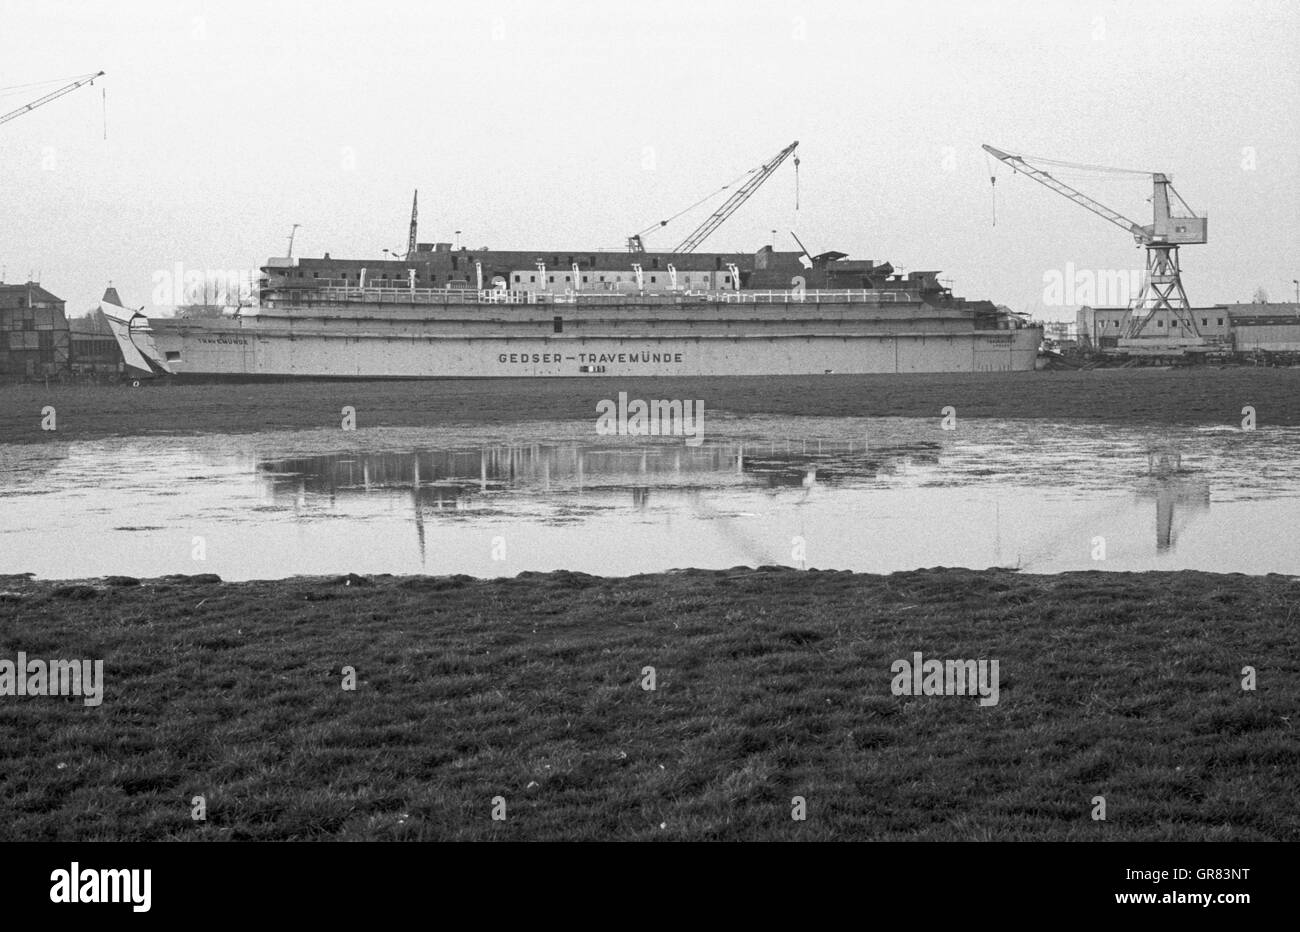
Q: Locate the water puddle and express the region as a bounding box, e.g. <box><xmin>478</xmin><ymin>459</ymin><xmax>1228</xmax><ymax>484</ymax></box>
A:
<box><xmin>2</xmin><ymin>417</ymin><xmax>1297</xmax><ymax>579</ymax></box>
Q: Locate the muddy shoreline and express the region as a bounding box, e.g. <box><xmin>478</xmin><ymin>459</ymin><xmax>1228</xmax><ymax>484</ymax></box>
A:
<box><xmin>3</xmin><ymin>368</ymin><xmax>1298</xmax><ymax>442</ymax></box>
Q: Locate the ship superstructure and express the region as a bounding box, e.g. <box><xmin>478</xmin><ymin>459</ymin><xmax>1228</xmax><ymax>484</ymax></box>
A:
<box><xmin>102</xmin><ymin>244</ymin><xmax>1041</xmax><ymax>379</ymax></box>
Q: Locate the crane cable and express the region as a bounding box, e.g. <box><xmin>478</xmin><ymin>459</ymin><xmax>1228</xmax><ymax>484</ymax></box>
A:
<box><xmin>634</xmin><ymin>164</ymin><xmax>762</xmax><ymax>239</ymax></box>
<box><xmin>984</xmin><ymin>150</ymin><xmax>998</xmax><ymax>226</ymax></box>
<box><xmin>1014</xmin><ymin>152</ymin><xmax>1151</xmax><ymax>176</ymax></box>
<box><xmin>0</xmin><ymin>72</ymin><xmax>101</xmax><ymax>98</ymax></box>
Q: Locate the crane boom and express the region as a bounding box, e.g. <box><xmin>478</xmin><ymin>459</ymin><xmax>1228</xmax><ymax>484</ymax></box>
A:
<box><xmin>982</xmin><ymin>144</ymin><xmax>1149</xmax><ymax>243</ymax></box>
<box><xmin>673</xmin><ymin>141</ymin><xmax>799</xmax><ymax>253</ymax></box>
<box><xmin>0</xmin><ymin>71</ymin><xmax>105</xmax><ymax>127</ymax></box>
<box><xmin>406</xmin><ymin>189</ymin><xmax>419</xmax><ymax>260</ymax></box>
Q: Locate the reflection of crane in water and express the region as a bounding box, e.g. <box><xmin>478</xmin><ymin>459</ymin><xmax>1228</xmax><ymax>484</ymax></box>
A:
<box><xmin>413</xmin><ymin>453</ymin><xmax>426</xmax><ymax>566</ymax></box>
<box><xmin>1137</xmin><ymin>443</ymin><xmax>1210</xmax><ymax>552</ymax></box>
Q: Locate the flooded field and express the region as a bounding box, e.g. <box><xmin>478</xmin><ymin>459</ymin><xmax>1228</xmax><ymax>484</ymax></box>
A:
<box><xmin>2</xmin><ymin>416</ymin><xmax>1296</xmax><ymax>580</ymax></box>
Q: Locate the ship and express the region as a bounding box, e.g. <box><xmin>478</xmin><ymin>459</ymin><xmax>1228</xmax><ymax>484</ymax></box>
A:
<box><xmin>102</xmin><ymin>244</ymin><xmax>1041</xmax><ymax>379</ymax></box>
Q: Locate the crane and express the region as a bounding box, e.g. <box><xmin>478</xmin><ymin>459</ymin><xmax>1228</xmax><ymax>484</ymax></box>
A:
<box><xmin>983</xmin><ymin>143</ymin><xmax>1207</xmax><ymax>340</ymax></box>
<box><xmin>628</xmin><ymin>140</ymin><xmax>799</xmax><ymax>254</ymax></box>
<box><xmin>405</xmin><ymin>189</ymin><xmax>419</xmax><ymax>261</ymax></box>
<box><xmin>0</xmin><ymin>71</ymin><xmax>105</xmax><ymax>127</ymax></box>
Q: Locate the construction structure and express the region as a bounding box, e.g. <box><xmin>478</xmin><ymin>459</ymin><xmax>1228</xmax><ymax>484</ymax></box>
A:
<box><xmin>984</xmin><ymin>143</ymin><xmax>1215</xmax><ymax>357</ymax></box>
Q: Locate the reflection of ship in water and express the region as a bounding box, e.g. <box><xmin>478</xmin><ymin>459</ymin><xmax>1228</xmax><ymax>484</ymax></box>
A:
<box><xmin>258</xmin><ymin>438</ymin><xmax>942</xmax><ymax>562</ymax></box>
<box><xmin>1136</xmin><ymin>448</ymin><xmax>1211</xmax><ymax>551</ymax></box>
<box><xmin>259</xmin><ymin>438</ymin><xmax>941</xmax><ymax>501</ymax></box>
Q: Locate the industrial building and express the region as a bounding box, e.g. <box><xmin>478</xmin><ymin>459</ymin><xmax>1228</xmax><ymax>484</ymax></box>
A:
<box><xmin>1076</xmin><ymin>302</ymin><xmax>1300</xmax><ymax>358</ymax></box>
<box><xmin>1220</xmin><ymin>301</ymin><xmax>1300</xmax><ymax>353</ymax></box>
<box><xmin>0</xmin><ymin>282</ymin><xmax>131</xmax><ymax>381</ymax></box>
<box><xmin>0</xmin><ymin>281</ymin><xmax>70</xmax><ymax>380</ymax></box>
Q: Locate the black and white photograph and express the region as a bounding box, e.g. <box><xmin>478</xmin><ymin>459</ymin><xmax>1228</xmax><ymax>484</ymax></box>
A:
<box><xmin>0</xmin><ymin>0</ymin><xmax>1294</xmax><ymax>913</ymax></box>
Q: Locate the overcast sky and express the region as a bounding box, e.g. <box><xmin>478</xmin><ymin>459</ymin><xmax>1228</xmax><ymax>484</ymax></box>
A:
<box><xmin>1</xmin><ymin>0</ymin><xmax>1296</xmax><ymax>317</ymax></box>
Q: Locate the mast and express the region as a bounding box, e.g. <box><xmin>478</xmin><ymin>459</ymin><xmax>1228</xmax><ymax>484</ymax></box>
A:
<box><xmin>406</xmin><ymin>190</ymin><xmax>419</xmax><ymax>261</ymax></box>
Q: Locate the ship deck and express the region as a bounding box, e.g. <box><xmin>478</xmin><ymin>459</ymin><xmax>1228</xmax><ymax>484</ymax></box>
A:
<box><xmin>262</xmin><ymin>286</ymin><xmax>933</xmax><ymax>308</ymax></box>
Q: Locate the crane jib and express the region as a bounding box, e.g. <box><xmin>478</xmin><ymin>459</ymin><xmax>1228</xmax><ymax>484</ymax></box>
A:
<box><xmin>626</xmin><ymin>141</ymin><xmax>799</xmax><ymax>254</ymax></box>
<box><xmin>0</xmin><ymin>71</ymin><xmax>105</xmax><ymax>127</ymax></box>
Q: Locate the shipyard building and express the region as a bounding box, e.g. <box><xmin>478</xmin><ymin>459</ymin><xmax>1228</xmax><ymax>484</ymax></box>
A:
<box><xmin>0</xmin><ymin>281</ymin><xmax>70</xmax><ymax>380</ymax></box>
<box><xmin>0</xmin><ymin>282</ymin><xmax>129</xmax><ymax>381</ymax></box>
<box><xmin>1077</xmin><ymin>302</ymin><xmax>1300</xmax><ymax>359</ymax></box>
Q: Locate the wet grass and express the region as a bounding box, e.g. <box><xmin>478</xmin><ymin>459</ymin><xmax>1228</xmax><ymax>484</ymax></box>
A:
<box><xmin>0</xmin><ymin>567</ymin><xmax>1295</xmax><ymax>841</ymax></box>
<box><xmin>3</xmin><ymin>367</ymin><xmax>1299</xmax><ymax>442</ymax></box>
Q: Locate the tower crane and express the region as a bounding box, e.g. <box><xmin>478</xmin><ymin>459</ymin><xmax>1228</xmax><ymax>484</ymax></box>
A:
<box><xmin>0</xmin><ymin>71</ymin><xmax>105</xmax><ymax>127</ymax></box>
<box><xmin>628</xmin><ymin>140</ymin><xmax>799</xmax><ymax>254</ymax></box>
<box><xmin>982</xmin><ymin>143</ymin><xmax>1207</xmax><ymax>341</ymax></box>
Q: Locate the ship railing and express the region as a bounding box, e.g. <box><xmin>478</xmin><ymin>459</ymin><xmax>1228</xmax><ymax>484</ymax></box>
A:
<box><xmin>710</xmin><ymin>290</ymin><xmax>905</xmax><ymax>304</ymax></box>
<box><xmin>262</xmin><ymin>285</ymin><xmax>915</xmax><ymax>308</ymax></box>
<box><xmin>281</xmin><ymin>285</ymin><xmax>494</xmax><ymax>304</ymax></box>
<box><xmin>268</xmin><ymin>286</ymin><xmax>729</xmax><ymax>307</ymax></box>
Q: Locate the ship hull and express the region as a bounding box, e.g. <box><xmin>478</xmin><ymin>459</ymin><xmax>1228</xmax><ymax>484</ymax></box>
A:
<box><xmin>104</xmin><ymin>282</ymin><xmax>1043</xmax><ymax>379</ymax></box>
<box><xmin>137</xmin><ymin>326</ymin><xmax>1041</xmax><ymax>378</ymax></box>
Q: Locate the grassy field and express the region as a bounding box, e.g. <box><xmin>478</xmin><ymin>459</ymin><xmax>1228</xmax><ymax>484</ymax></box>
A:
<box><xmin>0</xmin><ymin>567</ymin><xmax>1294</xmax><ymax>841</ymax></box>
<box><xmin>3</xmin><ymin>367</ymin><xmax>1299</xmax><ymax>441</ymax></box>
